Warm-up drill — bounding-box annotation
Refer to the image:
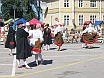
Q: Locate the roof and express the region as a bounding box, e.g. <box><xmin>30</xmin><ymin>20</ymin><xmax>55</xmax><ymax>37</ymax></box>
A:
<box><xmin>83</xmin><ymin>21</ymin><xmax>91</xmax><ymax>25</ymax></box>
<box><xmin>4</xmin><ymin>18</ymin><xmax>19</xmax><ymax>24</ymax></box>
<box><xmin>93</xmin><ymin>21</ymin><xmax>103</xmax><ymax>26</ymax></box>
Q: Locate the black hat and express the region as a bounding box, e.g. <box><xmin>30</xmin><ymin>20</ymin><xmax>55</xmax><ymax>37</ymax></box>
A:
<box><xmin>9</xmin><ymin>22</ymin><xmax>14</xmax><ymax>26</ymax></box>
<box><xmin>45</xmin><ymin>23</ymin><xmax>49</xmax><ymax>26</ymax></box>
<box><xmin>17</xmin><ymin>21</ymin><xmax>23</xmax><ymax>25</ymax></box>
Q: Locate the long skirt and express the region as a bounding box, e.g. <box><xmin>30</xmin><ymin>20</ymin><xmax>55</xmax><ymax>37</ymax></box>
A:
<box><xmin>82</xmin><ymin>33</ymin><xmax>98</xmax><ymax>44</ymax></box>
<box><xmin>54</xmin><ymin>32</ymin><xmax>64</xmax><ymax>46</ymax></box>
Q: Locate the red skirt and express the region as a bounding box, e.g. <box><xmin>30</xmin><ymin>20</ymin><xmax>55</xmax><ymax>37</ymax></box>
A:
<box><xmin>54</xmin><ymin>32</ymin><xmax>64</xmax><ymax>46</ymax></box>
<box><xmin>31</xmin><ymin>38</ymin><xmax>42</xmax><ymax>53</ymax></box>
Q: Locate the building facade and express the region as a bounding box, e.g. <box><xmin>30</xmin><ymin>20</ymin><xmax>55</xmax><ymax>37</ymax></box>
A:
<box><xmin>43</xmin><ymin>0</ymin><xmax>104</xmax><ymax>30</ymax></box>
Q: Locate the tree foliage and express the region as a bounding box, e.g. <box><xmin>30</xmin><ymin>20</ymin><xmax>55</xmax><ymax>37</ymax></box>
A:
<box><xmin>1</xmin><ymin>0</ymin><xmax>38</xmax><ymax>21</ymax></box>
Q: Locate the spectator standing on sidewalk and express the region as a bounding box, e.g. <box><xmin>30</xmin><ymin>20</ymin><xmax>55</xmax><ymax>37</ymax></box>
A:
<box><xmin>16</xmin><ymin>21</ymin><xmax>32</xmax><ymax>69</ymax></box>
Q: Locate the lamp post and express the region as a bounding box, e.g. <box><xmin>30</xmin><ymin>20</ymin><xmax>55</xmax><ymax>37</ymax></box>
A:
<box><xmin>13</xmin><ymin>5</ymin><xmax>16</xmax><ymax>21</ymax></box>
<box><xmin>37</xmin><ymin>0</ymin><xmax>40</xmax><ymax>21</ymax></box>
<box><xmin>13</xmin><ymin>5</ymin><xmax>16</xmax><ymax>30</ymax></box>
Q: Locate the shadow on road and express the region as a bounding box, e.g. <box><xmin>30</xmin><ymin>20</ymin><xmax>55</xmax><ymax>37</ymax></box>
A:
<box><xmin>28</xmin><ymin>60</ymin><xmax>53</xmax><ymax>67</ymax></box>
<box><xmin>84</xmin><ymin>46</ymin><xmax>100</xmax><ymax>49</ymax></box>
<box><xmin>50</xmin><ymin>48</ymin><xmax>57</xmax><ymax>50</ymax></box>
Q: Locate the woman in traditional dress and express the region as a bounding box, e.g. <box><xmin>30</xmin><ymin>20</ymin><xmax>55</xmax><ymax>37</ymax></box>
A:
<box><xmin>5</xmin><ymin>22</ymin><xmax>16</xmax><ymax>56</ymax></box>
<box><xmin>16</xmin><ymin>21</ymin><xmax>32</xmax><ymax>69</ymax></box>
<box><xmin>54</xmin><ymin>24</ymin><xmax>64</xmax><ymax>51</ymax></box>
<box><xmin>30</xmin><ymin>23</ymin><xmax>44</xmax><ymax>66</ymax></box>
<box><xmin>81</xmin><ymin>24</ymin><xmax>98</xmax><ymax>49</ymax></box>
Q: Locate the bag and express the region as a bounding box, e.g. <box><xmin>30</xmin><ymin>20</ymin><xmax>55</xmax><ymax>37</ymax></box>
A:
<box><xmin>34</xmin><ymin>38</ymin><xmax>41</xmax><ymax>48</ymax></box>
<box><xmin>32</xmin><ymin>38</ymin><xmax>41</xmax><ymax>53</ymax></box>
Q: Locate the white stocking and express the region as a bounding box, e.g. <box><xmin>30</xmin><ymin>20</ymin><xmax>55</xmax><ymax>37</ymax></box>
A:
<box><xmin>47</xmin><ymin>45</ymin><xmax>50</xmax><ymax>50</ymax></box>
<box><xmin>38</xmin><ymin>53</ymin><xmax>43</xmax><ymax>60</ymax></box>
<box><xmin>17</xmin><ymin>59</ymin><xmax>20</xmax><ymax>66</ymax></box>
<box><xmin>23</xmin><ymin>59</ymin><xmax>28</xmax><ymax>67</ymax></box>
<box><xmin>35</xmin><ymin>54</ymin><xmax>38</xmax><ymax>65</ymax></box>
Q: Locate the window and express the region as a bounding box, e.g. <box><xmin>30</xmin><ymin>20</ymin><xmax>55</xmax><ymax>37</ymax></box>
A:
<box><xmin>90</xmin><ymin>0</ymin><xmax>96</xmax><ymax>7</ymax></box>
<box><xmin>79</xmin><ymin>15</ymin><xmax>83</xmax><ymax>25</ymax></box>
<box><xmin>64</xmin><ymin>15</ymin><xmax>69</xmax><ymax>26</ymax></box>
<box><xmin>90</xmin><ymin>15</ymin><xmax>96</xmax><ymax>24</ymax></box>
<box><xmin>64</xmin><ymin>0</ymin><xmax>69</xmax><ymax>7</ymax></box>
<box><xmin>79</xmin><ymin>0</ymin><xmax>83</xmax><ymax>8</ymax></box>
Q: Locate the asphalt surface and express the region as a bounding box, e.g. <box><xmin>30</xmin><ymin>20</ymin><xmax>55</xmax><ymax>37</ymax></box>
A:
<box><xmin>0</xmin><ymin>41</ymin><xmax>104</xmax><ymax>78</ymax></box>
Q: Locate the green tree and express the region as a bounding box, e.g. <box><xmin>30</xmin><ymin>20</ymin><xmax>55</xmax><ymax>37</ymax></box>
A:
<box><xmin>1</xmin><ymin>0</ymin><xmax>38</xmax><ymax>21</ymax></box>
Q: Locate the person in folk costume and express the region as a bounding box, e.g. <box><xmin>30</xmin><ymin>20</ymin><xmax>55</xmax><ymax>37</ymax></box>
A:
<box><xmin>0</xmin><ymin>24</ymin><xmax>6</xmax><ymax>44</ymax></box>
<box><xmin>81</xmin><ymin>23</ymin><xmax>98</xmax><ymax>49</ymax></box>
<box><xmin>30</xmin><ymin>23</ymin><xmax>44</xmax><ymax>66</ymax></box>
<box><xmin>80</xmin><ymin>25</ymin><xmax>88</xmax><ymax>48</ymax></box>
<box><xmin>24</xmin><ymin>22</ymin><xmax>30</xmax><ymax>33</ymax></box>
<box><xmin>54</xmin><ymin>24</ymin><xmax>64</xmax><ymax>51</ymax></box>
<box><xmin>5</xmin><ymin>22</ymin><xmax>16</xmax><ymax>56</ymax></box>
<box><xmin>98</xmin><ymin>25</ymin><xmax>103</xmax><ymax>34</ymax></box>
<box><xmin>43</xmin><ymin>24</ymin><xmax>52</xmax><ymax>50</ymax></box>
<box><xmin>50</xmin><ymin>25</ymin><xmax>55</xmax><ymax>43</ymax></box>
<box><xmin>16</xmin><ymin>21</ymin><xmax>32</xmax><ymax>69</ymax></box>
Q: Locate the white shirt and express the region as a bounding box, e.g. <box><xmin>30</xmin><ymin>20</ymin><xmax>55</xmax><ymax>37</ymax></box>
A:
<box><xmin>29</xmin><ymin>29</ymin><xmax>43</xmax><ymax>47</ymax></box>
<box><xmin>33</xmin><ymin>29</ymin><xmax>43</xmax><ymax>41</ymax></box>
<box><xmin>24</xmin><ymin>27</ymin><xmax>29</xmax><ymax>33</ymax></box>
<box><xmin>54</xmin><ymin>25</ymin><xmax>63</xmax><ymax>36</ymax></box>
<box><xmin>98</xmin><ymin>26</ymin><xmax>103</xmax><ymax>34</ymax></box>
<box><xmin>82</xmin><ymin>26</ymin><xmax>96</xmax><ymax>33</ymax></box>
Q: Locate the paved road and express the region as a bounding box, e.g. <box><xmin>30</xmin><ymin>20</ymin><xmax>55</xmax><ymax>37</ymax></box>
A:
<box><xmin>0</xmin><ymin>42</ymin><xmax>104</xmax><ymax>78</ymax></box>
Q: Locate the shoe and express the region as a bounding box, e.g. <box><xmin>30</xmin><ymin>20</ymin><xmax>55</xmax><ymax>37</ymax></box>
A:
<box><xmin>57</xmin><ymin>49</ymin><xmax>60</xmax><ymax>51</ymax></box>
<box><xmin>18</xmin><ymin>65</ymin><xmax>23</xmax><ymax>68</ymax></box>
<box><xmin>35</xmin><ymin>61</ymin><xmax>38</xmax><ymax>66</ymax></box>
<box><xmin>40</xmin><ymin>59</ymin><xmax>44</xmax><ymax>64</ymax></box>
<box><xmin>88</xmin><ymin>46</ymin><xmax>92</xmax><ymax>49</ymax></box>
<box><xmin>8</xmin><ymin>53</ymin><xmax>13</xmax><ymax>56</ymax></box>
<box><xmin>59</xmin><ymin>49</ymin><xmax>62</xmax><ymax>51</ymax></box>
<box><xmin>25</xmin><ymin>65</ymin><xmax>32</xmax><ymax>69</ymax></box>
<box><xmin>57</xmin><ymin>49</ymin><xmax>62</xmax><ymax>51</ymax></box>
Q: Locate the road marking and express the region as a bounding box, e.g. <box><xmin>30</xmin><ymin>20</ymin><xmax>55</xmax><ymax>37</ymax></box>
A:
<box><xmin>0</xmin><ymin>64</ymin><xmax>12</xmax><ymax>65</ymax></box>
<box><xmin>0</xmin><ymin>57</ymin><xmax>13</xmax><ymax>58</ymax></box>
<box><xmin>16</xmin><ymin>56</ymin><xmax>104</xmax><ymax>77</ymax></box>
<box><xmin>0</xmin><ymin>76</ymin><xmax>18</xmax><ymax>78</ymax></box>
<box><xmin>11</xmin><ymin>55</ymin><xmax>16</xmax><ymax>76</ymax></box>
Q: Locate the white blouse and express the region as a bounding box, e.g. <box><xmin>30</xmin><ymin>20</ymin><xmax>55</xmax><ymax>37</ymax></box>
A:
<box><xmin>29</xmin><ymin>29</ymin><xmax>43</xmax><ymax>47</ymax></box>
<box><xmin>54</xmin><ymin>26</ymin><xmax>63</xmax><ymax>36</ymax></box>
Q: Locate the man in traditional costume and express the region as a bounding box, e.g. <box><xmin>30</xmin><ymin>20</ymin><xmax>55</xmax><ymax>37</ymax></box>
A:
<box><xmin>5</xmin><ymin>22</ymin><xmax>16</xmax><ymax>56</ymax></box>
<box><xmin>16</xmin><ymin>21</ymin><xmax>32</xmax><ymax>69</ymax></box>
<box><xmin>24</xmin><ymin>22</ymin><xmax>30</xmax><ymax>32</ymax></box>
<box><xmin>43</xmin><ymin>24</ymin><xmax>52</xmax><ymax>50</ymax></box>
